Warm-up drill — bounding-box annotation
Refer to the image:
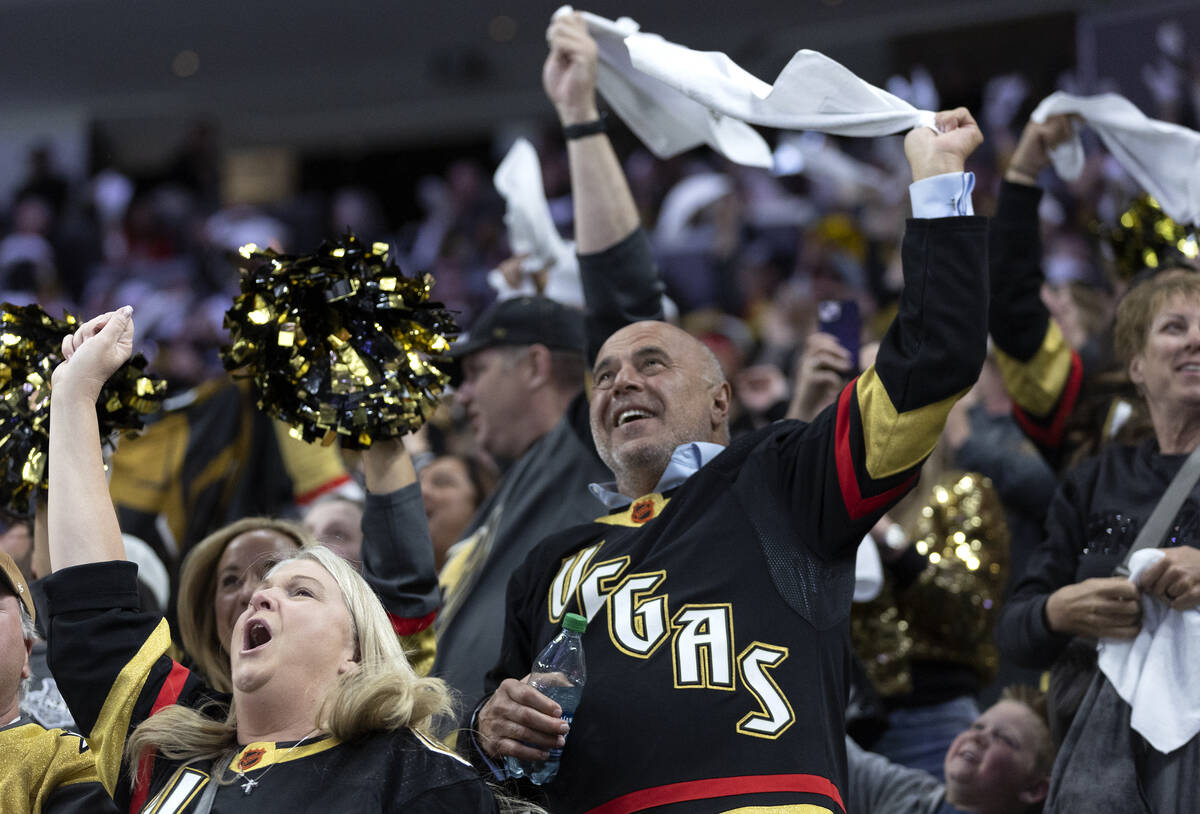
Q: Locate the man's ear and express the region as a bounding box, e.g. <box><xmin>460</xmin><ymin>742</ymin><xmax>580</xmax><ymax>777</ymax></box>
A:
<box><xmin>1017</xmin><ymin>776</ymin><xmax>1050</xmax><ymax>806</ymax></box>
<box><xmin>21</xmin><ymin>636</ymin><xmax>33</xmax><ymax>681</ymax></box>
<box><xmin>711</xmin><ymin>381</ymin><xmax>732</xmax><ymax>427</ymax></box>
<box><xmin>525</xmin><ymin>344</ymin><xmax>554</xmax><ymax>389</ymax></box>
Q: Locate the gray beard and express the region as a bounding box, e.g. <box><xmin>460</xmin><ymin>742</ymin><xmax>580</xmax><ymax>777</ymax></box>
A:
<box><xmin>602</xmin><ymin>441</ymin><xmax>675</xmax><ymax>498</ymax></box>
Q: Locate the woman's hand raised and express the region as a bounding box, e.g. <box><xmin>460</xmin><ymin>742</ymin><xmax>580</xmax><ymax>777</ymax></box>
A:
<box><xmin>51</xmin><ymin>306</ymin><xmax>135</xmax><ymax>403</ymax></box>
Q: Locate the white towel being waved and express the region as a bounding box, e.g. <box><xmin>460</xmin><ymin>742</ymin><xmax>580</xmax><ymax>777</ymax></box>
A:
<box><xmin>1030</xmin><ymin>92</ymin><xmax>1200</xmax><ymax>225</ymax></box>
<box><xmin>489</xmin><ymin>138</ymin><xmax>584</xmax><ymax>308</ymax></box>
<box><xmin>561</xmin><ymin>7</ymin><xmax>772</xmax><ymax>168</ymax></box>
<box><xmin>1098</xmin><ymin>548</ymin><xmax>1200</xmax><ymax>753</ymax></box>
<box><xmin>558</xmin><ymin>6</ymin><xmax>937</xmax><ymax>170</ymax></box>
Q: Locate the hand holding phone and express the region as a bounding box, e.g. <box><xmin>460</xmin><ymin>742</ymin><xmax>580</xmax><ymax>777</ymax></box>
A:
<box><xmin>816</xmin><ymin>299</ymin><xmax>861</xmax><ymax>376</ymax></box>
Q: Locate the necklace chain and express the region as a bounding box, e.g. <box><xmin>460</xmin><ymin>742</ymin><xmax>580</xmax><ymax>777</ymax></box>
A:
<box><xmin>231</xmin><ymin>730</ymin><xmax>319</xmax><ymax>795</ymax></box>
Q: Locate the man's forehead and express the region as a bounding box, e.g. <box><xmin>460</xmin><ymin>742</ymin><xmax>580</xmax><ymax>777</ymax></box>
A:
<box><xmin>598</xmin><ymin>322</ymin><xmax>692</xmax><ymax>358</ymax></box>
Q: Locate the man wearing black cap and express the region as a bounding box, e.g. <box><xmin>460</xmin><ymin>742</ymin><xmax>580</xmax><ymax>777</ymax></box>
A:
<box><xmin>0</xmin><ymin>549</ymin><xmax>117</xmax><ymax>812</ymax></box>
<box><xmin>431</xmin><ymin>10</ymin><xmax>663</xmax><ymax>718</ymax></box>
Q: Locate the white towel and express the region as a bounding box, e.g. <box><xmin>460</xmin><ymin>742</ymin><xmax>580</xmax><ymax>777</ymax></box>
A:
<box><xmin>853</xmin><ymin>535</ymin><xmax>883</xmax><ymax>603</ymax></box>
<box><xmin>562</xmin><ymin>7</ymin><xmax>772</xmax><ymax>168</ymax></box>
<box><xmin>489</xmin><ymin>138</ymin><xmax>584</xmax><ymax>308</ymax></box>
<box><xmin>1098</xmin><ymin>548</ymin><xmax>1200</xmax><ymax>753</ymax></box>
<box><xmin>1031</xmin><ymin>92</ymin><xmax>1200</xmax><ymax>226</ymax></box>
<box><xmin>562</xmin><ymin>7</ymin><xmax>935</xmax><ymax>169</ymax></box>
<box><xmin>653</xmin><ymin>173</ymin><xmax>733</xmax><ymax>249</ymax></box>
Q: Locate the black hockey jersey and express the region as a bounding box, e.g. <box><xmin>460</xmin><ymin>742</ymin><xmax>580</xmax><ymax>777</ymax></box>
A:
<box><xmin>43</xmin><ymin>560</ymin><xmax>496</xmax><ymax>813</ymax></box>
<box><xmin>484</xmin><ymin>217</ymin><xmax>990</xmax><ymax>813</ymax></box>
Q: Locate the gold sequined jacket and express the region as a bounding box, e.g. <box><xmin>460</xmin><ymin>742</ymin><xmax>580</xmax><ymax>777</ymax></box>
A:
<box><xmin>852</xmin><ymin>471</ymin><xmax>1010</xmax><ymax>697</ymax></box>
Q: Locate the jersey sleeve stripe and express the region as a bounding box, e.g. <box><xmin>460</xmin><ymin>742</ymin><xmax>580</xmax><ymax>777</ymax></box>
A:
<box><xmin>1010</xmin><ymin>347</ymin><xmax>1083</xmax><ymax>449</ymax></box>
<box><xmin>854</xmin><ymin>368</ymin><xmax>964</xmax><ymax>480</ymax></box>
<box><xmin>992</xmin><ymin>320</ymin><xmax>1078</xmax><ymax>417</ymax></box>
<box><xmin>583</xmin><ymin>773</ymin><xmax>844</xmax><ymax>814</ymax></box>
<box><xmin>835</xmin><ymin>382</ymin><xmax>919</xmax><ymax>521</ymax></box>
<box><xmin>149</xmin><ymin>662</ymin><xmax>191</xmax><ymax>716</ymax></box>
<box><xmin>89</xmin><ymin>619</ymin><xmax>173</xmax><ymax>797</ymax></box>
<box><xmin>387</xmin><ymin>607</ymin><xmax>438</xmax><ymax>636</ymax></box>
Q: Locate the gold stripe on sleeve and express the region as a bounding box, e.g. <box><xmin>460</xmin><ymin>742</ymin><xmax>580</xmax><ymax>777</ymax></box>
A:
<box><xmin>992</xmin><ymin>320</ymin><xmax>1074</xmax><ymax>419</ymax></box>
<box><xmin>856</xmin><ymin>367</ymin><xmax>965</xmax><ymax>480</ymax></box>
<box><xmin>90</xmin><ymin>618</ymin><xmax>173</xmax><ymax>794</ymax></box>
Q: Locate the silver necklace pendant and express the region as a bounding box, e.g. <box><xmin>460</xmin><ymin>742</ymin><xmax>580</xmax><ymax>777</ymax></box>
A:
<box><xmin>241</xmin><ymin>777</ymin><xmax>259</xmax><ymax>795</ymax></box>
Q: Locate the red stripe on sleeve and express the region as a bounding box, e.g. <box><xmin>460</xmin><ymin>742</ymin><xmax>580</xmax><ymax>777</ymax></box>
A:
<box><xmin>584</xmin><ymin>773</ymin><xmax>845</xmax><ymax>814</ymax></box>
<box><xmin>1012</xmin><ymin>349</ymin><xmax>1083</xmax><ymax>449</ymax></box>
<box><xmin>128</xmin><ymin>661</ymin><xmax>191</xmax><ymax>813</ymax></box>
<box><xmin>294</xmin><ymin>473</ymin><xmax>354</xmax><ymax>506</ymax></box>
<box><xmin>834</xmin><ymin>380</ymin><xmax>917</xmax><ymax>521</ymax></box>
<box><xmin>387</xmin><ymin>607</ymin><xmax>438</xmax><ymax>636</ymax></box>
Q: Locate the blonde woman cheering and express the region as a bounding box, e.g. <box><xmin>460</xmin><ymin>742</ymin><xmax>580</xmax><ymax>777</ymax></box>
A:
<box><xmin>42</xmin><ymin>307</ymin><xmax>498</xmax><ymax>813</ymax></box>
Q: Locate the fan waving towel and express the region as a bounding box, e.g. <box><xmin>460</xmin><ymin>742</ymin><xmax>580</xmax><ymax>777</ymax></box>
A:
<box><xmin>566</xmin><ymin>7</ymin><xmax>772</xmax><ymax>167</ymax></box>
<box><xmin>561</xmin><ymin>6</ymin><xmax>936</xmax><ymax>169</ymax></box>
<box><xmin>1031</xmin><ymin>91</ymin><xmax>1200</xmax><ymax>226</ymax></box>
<box><xmin>490</xmin><ymin>138</ymin><xmax>583</xmax><ymax>307</ymax></box>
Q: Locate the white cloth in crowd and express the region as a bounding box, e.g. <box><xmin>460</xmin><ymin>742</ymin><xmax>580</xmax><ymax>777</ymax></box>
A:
<box><xmin>653</xmin><ymin>173</ymin><xmax>733</xmax><ymax>249</ymax></box>
<box><xmin>1098</xmin><ymin>548</ymin><xmax>1200</xmax><ymax>753</ymax></box>
<box><xmin>489</xmin><ymin>137</ymin><xmax>584</xmax><ymax>308</ymax></box>
<box><xmin>562</xmin><ymin>7</ymin><xmax>772</xmax><ymax>168</ymax></box>
<box><xmin>559</xmin><ymin>6</ymin><xmax>937</xmax><ymax>169</ymax></box>
<box><xmin>853</xmin><ymin>535</ymin><xmax>883</xmax><ymax>603</ymax></box>
<box><xmin>1031</xmin><ymin>92</ymin><xmax>1200</xmax><ymax>226</ymax></box>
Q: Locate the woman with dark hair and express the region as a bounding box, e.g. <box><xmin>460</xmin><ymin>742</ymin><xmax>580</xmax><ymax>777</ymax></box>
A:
<box><xmin>420</xmin><ymin>454</ymin><xmax>495</xmax><ymax>572</ymax></box>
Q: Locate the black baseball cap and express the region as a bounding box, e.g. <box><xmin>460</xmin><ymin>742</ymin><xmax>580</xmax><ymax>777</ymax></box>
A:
<box><xmin>446</xmin><ymin>296</ymin><xmax>585</xmax><ymax>382</ymax></box>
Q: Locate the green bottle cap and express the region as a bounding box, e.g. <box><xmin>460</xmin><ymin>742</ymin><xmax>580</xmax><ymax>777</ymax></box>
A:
<box><xmin>563</xmin><ymin>613</ymin><xmax>587</xmax><ymax>633</ymax></box>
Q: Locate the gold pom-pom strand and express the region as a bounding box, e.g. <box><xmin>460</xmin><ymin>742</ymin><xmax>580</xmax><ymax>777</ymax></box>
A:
<box><xmin>1096</xmin><ymin>196</ymin><xmax>1199</xmax><ymax>281</ymax></box>
<box><xmin>0</xmin><ymin>303</ymin><xmax>166</xmax><ymax>514</ymax></box>
<box><xmin>221</xmin><ymin>235</ymin><xmax>458</xmax><ymax>449</ymax></box>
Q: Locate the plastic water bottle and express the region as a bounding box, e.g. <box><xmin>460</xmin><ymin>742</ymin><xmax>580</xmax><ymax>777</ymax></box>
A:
<box><xmin>504</xmin><ymin>612</ymin><xmax>587</xmax><ymax>785</ymax></box>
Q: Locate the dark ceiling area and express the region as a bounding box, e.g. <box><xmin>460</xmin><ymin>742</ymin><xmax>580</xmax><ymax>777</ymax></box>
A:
<box><xmin>0</xmin><ymin>0</ymin><xmax>1192</xmax><ymax>206</ymax></box>
<box><xmin>1</xmin><ymin>0</ymin><xmax>1186</xmax><ymax>151</ymax></box>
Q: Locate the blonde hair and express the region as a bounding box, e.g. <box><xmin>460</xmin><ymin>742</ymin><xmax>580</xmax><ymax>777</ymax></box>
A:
<box><xmin>127</xmin><ymin>546</ymin><xmax>455</xmax><ymax>785</ymax></box>
<box><xmin>176</xmin><ymin>517</ymin><xmax>313</xmax><ymax>693</ymax></box>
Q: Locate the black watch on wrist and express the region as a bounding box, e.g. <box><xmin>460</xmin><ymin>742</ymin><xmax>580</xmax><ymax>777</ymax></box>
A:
<box><xmin>562</xmin><ymin>114</ymin><xmax>607</xmax><ymax>140</ymax></box>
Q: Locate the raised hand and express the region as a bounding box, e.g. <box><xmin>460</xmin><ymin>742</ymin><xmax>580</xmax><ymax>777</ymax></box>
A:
<box><xmin>788</xmin><ymin>332</ymin><xmax>854</xmax><ymax>422</ymax></box>
<box><xmin>51</xmin><ymin>306</ymin><xmax>135</xmax><ymax>403</ymax></box>
<box><xmin>903</xmin><ymin>107</ymin><xmax>984</xmax><ymax>182</ymax></box>
<box><xmin>1006</xmin><ymin>115</ymin><xmax>1074</xmax><ymax>185</ymax></box>
<box><xmin>1045</xmin><ymin>576</ymin><xmax>1142</xmax><ymax>639</ymax></box>
<box><xmin>543</xmin><ymin>11</ymin><xmax>600</xmax><ymax>126</ymax></box>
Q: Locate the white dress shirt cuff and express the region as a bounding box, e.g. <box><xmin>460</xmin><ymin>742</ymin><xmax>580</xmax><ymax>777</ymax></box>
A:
<box><xmin>909</xmin><ymin>171</ymin><xmax>975</xmax><ymax>218</ymax></box>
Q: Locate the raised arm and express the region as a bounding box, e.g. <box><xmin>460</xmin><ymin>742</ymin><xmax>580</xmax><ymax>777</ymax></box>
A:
<box><xmin>359</xmin><ymin>439</ymin><xmax>439</xmax><ymax>675</ymax></box>
<box><xmin>544</xmin><ymin>11</ymin><xmax>638</xmax><ymax>254</ymax></box>
<box><xmin>796</xmin><ymin>110</ymin><xmax>989</xmax><ymax>555</ymax></box>
<box><xmin>47</xmin><ymin>307</ymin><xmax>133</xmax><ymax>571</ymax></box>
<box><xmin>988</xmin><ymin>115</ymin><xmax>1084</xmax><ymax>462</ymax></box>
<box><xmin>545</xmin><ymin>11</ymin><xmax>664</xmax><ymax>362</ymax></box>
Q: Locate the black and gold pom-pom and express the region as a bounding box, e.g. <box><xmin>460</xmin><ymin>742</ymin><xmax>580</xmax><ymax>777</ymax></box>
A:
<box><xmin>0</xmin><ymin>304</ymin><xmax>165</xmax><ymax>514</ymax></box>
<box><xmin>1097</xmin><ymin>196</ymin><xmax>1200</xmax><ymax>280</ymax></box>
<box><xmin>220</xmin><ymin>235</ymin><xmax>457</xmax><ymax>449</ymax></box>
